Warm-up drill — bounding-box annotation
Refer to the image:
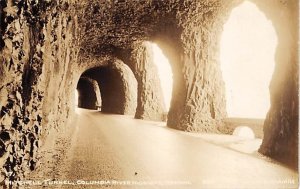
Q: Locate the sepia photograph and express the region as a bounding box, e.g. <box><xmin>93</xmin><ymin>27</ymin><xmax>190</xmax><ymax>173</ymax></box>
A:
<box><xmin>0</xmin><ymin>0</ymin><xmax>298</xmax><ymax>188</ymax></box>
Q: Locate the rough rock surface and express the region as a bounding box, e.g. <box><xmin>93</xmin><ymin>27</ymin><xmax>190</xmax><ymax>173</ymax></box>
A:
<box><xmin>0</xmin><ymin>0</ymin><xmax>298</xmax><ymax>185</ymax></box>
<box><xmin>0</xmin><ymin>0</ymin><xmax>79</xmax><ymax>184</ymax></box>
<box><xmin>167</xmin><ymin>1</ymin><xmax>228</xmax><ymax>132</ymax></box>
<box><xmin>77</xmin><ymin>77</ymin><xmax>101</xmax><ymax>110</ymax></box>
<box><xmin>125</xmin><ymin>42</ymin><xmax>166</xmax><ymax>121</ymax></box>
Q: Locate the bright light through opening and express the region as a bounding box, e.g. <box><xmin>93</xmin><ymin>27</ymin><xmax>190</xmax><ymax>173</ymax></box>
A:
<box><xmin>150</xmin><ymin>43</ymin><xmax>173</xmax><ymax>112</ymax></box>
<box><xmin>220</xmin><ymin>1</ymin><xmax>277</xmax><ymax>118</ymax></box>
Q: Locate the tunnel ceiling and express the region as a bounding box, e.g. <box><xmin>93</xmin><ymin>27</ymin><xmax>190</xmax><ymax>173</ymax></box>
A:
<box><xmin>77</xmin><ymin>0</ymin><xmax>298</xmax><ymax>57</ymax></box>
<box><xmin>77</xmin><ymin>0</ymin><xmax>221</xmax><ymax>55</ymax></box>
<box><xmin>78</xmin><ymin>0</ymin><xmax>178</xmax><ymax>55</ymax></box>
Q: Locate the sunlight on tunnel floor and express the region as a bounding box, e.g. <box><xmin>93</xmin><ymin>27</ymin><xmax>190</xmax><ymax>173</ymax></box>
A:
<box><xmin>150</xmin><ymin>43</ymin><xmax>173</xmax><ymax>111</ymax></box>
<box><xmin>220</xmin><ymin>1</ymin><xmax>277</xmax><ymax>119</ymax></box>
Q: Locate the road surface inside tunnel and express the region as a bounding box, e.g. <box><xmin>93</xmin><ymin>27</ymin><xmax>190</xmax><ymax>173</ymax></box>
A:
<box><xmin>28</xmin><ymin>108</ymin><xmax>298</xmax><ymax>189</ymax></box>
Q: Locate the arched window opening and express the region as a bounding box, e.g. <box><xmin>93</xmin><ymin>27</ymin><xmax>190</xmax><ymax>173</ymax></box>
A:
<box><xmin>220</xmin><ymin>1</ymin><xmax>278</xmax><ymax>119</ymax></box>
<box><xmin>149</xmin><ymin>42</ymin><xmax>173</xmax><ymax>113</ymax></box>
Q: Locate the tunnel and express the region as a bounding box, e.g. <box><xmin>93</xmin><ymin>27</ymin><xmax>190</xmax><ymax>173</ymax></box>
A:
<box><xmin>0</xmin><ymin>0</ymin><xmax>298</xmax><ymax>188</ymax></box>
<box><xmin>79</xmin><ymin>60</ymin><xmax>138</xmax><ymax>115</ymax></box>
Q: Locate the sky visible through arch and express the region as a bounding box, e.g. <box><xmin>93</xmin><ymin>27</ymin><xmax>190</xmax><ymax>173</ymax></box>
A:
<box><xmin>220</xmin><ymin>1</ymin><xmax>277</xmax><ymax>118</ymax></box>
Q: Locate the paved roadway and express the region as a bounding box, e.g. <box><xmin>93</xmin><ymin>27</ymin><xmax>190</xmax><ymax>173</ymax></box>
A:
<box><xmin>32</xmin><ymin>109</ymin><xmax>299</xmax><ymax>189</ymax></box>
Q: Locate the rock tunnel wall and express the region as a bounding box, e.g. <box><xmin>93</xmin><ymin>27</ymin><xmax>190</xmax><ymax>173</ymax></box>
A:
<box><xmin>82</xmin><ymin>60</ymin><xmax>137</xmax><ymax>115</ymax></box>
<box><xmin>77</xmin><ymin>77</ymin><xmax>101</xmax><ymax>110</ymax></box>
<box><xmin>126</xmin><ymin>42</ymin><xmax>166</xmax><ymax>121</ymax></box>
<box><xmin>0</xmin><ymin>0</ymin><xmax>79</xmax><ymax>184</ymax></box>
<box><xmin>252</xmin><ymin>0</ymin><xmax>299</xmax><ymax>169</ymax></box>
<box><xmin>109</xmin><ymin>1</ymin><xmax>228</xmax><ymax>130</ymax></box>
<box><xmin>0</xmin><ymin>0</ymin><xmax>298</xmax><ymax>183</ymax></box>
<box><xmin>77</xmin><ymin>0</ymin><xmax>298</xmax><ymax>168</ymax></box>
<box><xmin>161</xmin><ymin>1</ymin><xmax>228</xmax><ymax>132</ymax></box>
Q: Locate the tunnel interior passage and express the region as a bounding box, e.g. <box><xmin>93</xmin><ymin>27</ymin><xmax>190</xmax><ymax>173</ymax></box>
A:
<box><xmin>0</xmin><ymin>0</ymin><xmax>297</xmax><ymax>184</ymax></box>
<box><xmin>76</xmin><ymin>77</ymin><xmax>101</xmax><ymax>110</ymax></box>
<box><xmin>220</xmin><ymin>1</ymin><xmax>277</xmax><ymax>119</ymax></box>
<box><xmin>82</xmin><ymin>61</ymin><xmax>137</xmax><ymax>115</ymax></box>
